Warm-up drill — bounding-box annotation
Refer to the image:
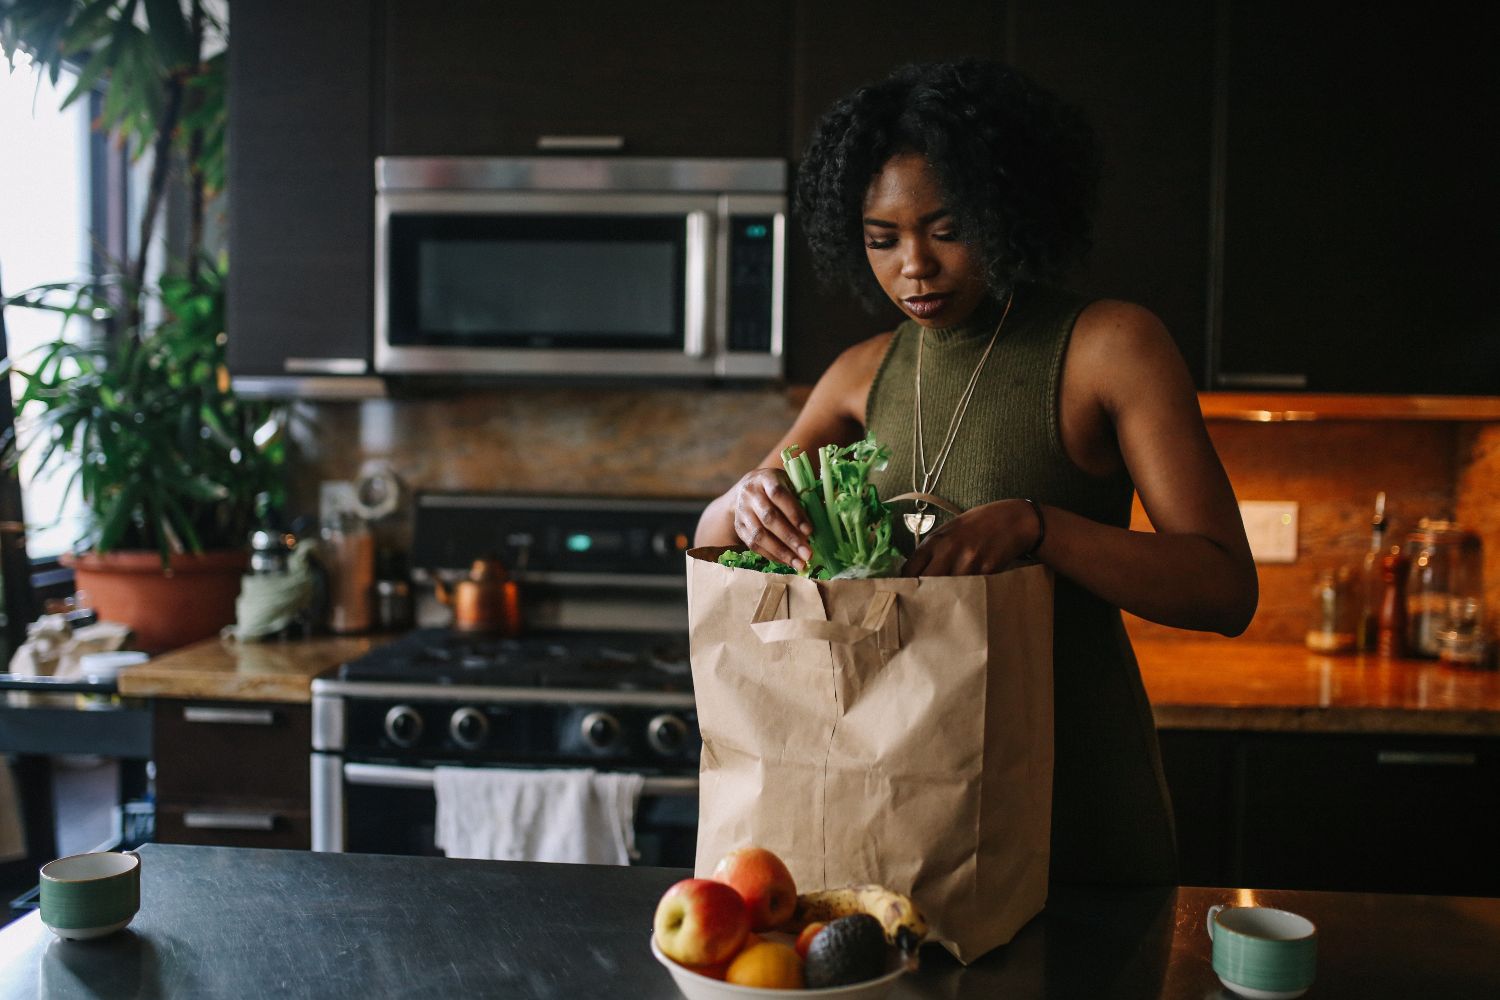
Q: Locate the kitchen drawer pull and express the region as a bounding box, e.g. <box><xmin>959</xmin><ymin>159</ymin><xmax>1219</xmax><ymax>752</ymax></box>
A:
<box><xmin>183</xmin><ymin>707</ymin><xmax>277</xmax><ymax>726</ymax></box>
<box><xmin>535</xmin><ymin>134</ymin><xmax>625</xmax><ymax>151</ymax></box>
<box><xmin>343</xmin><ymin>762</ymin><xmax>698</xmax><ymax>797</ymax></box>
<box><xmin>1376</xmin><ymin>751</ymin><xmax>1478</xmax><ymax>767</ymax></box>
<box><xmin>183</xmin><ymin>811</ymin><xmax>278</xmax><ymax>831</ymax></box>
<box><xmin>283</xmin><ymin>357</ymin><xmax>369</xmax><ymax>375</ymax></box>
<box><xmin>1214</xmin><ymin>372</ymin><xmax>1309</xmax><ymax>389</ymax></box>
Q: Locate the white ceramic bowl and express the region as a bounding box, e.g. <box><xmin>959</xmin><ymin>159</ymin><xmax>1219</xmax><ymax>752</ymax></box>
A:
<box><xmin>651</xmin><ymin>935</ymin><xmax>905</xmax><ymax>1000</ymax></box>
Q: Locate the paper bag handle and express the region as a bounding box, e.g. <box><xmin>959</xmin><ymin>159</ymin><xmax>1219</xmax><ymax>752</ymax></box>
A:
<box><xmin>749</xmin><ymin>579</ymin><xmax>900</xmax><ymax>650</ymax></box>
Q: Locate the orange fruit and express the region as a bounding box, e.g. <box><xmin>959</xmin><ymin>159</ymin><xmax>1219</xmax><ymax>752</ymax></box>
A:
<box><xmin>724</xmin><ymin>941</ymin><xmax>804</xmax><ymax>989</ymax></box>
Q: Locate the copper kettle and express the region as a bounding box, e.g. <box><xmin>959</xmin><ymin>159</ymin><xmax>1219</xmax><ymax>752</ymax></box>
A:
<box><xmin>434</xmin><ymin>557</ymin><xmax>522</xmax><ymax>635</ymax></box>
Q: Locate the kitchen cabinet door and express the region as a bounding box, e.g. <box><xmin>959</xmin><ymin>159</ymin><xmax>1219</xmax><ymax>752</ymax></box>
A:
<box><xmin>1157</xmin><ymin>729</ymin><xmax>1235</xmax><ymax>887</ymax></box>
<box><xmin>1007</xmin><ymin>0</ymin><xmax>1217</xmax><ymax>388</ymax></box>
<box><xmin>226</xmin><ymin>0</ymin><xmax>374</xmax><ymax>380</ymax></box>
<box><xmin>380</xmin><ymin>0</ymin><xmax>791</xmax><ymax>158</ymax></box>
<box><xmin>153</xmin><ymin>700</ymin><xmax>313</xmax><ymax>851</ymax></box>
<box><xmin>1235</xmin><ymin>733</ymin><xmax>1500</xmax><ymax>897</ymax></box>
<box><xmin>1212</xmin><ymin>3</ymin><xmax>1500</xmax><ymax>394</ymax></box>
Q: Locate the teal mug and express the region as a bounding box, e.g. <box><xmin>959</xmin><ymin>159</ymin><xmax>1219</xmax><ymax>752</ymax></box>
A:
<box><xmin>39</xmin><ymin>850</ymin><xmax>141</xmax><ymax>940</ymax></box>
<box><xmin>1205</xmin><ymin>904</ymin><xmax>1317</xmax><ymax>999</ymax></box>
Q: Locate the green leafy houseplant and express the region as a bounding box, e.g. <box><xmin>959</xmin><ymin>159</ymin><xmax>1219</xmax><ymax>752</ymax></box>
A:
<box><xmin>2</xmin><ymin>1</ymin><xmax>285</xmax><ymax>648</ymax></box>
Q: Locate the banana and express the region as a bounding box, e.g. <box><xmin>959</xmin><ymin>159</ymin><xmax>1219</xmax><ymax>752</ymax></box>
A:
<box><xmin>789</xmin><ymin>884</ymin><xmax>929</xmax><ymax>955</ymax></box>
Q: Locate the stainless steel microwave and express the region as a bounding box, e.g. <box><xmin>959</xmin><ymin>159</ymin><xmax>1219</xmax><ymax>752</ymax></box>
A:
<box><xmin>374</xmin><ymin>157</ymin><xmax>785</xmax><ymax>380</ymax></box>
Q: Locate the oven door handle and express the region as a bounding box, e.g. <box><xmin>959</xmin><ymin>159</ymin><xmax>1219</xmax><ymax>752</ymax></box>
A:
<box><xmin>342</xmin><ymin>762</ymin><xmax>699</xmax><ymax>797</ymax></box>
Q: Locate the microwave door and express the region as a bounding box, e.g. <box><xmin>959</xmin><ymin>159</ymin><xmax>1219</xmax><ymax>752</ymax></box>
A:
<box><xmin>375</xmin><ymin>192</ymin><xmax>721</xmax><ymax>378</ymax></box>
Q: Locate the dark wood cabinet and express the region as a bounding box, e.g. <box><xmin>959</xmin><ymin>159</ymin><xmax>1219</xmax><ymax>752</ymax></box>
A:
<box><xmin>1160</xmin><ymin>729</ymin><xmax>1500</xmax><ymax>897</ymax></box>
<box><xmin>226</xmin><ymin>0</ymin><xmax>374</xmax><ymax>378</ymax></box>
<box><xmin>379</xmin><ymin>1</ymin><xmax>791</xmax><ymax>158</ymax></box>
<box><xmin>152</xmin><ymin>700</ymin><xmax>311</xmax><ymax>850</ymax></box>
<box><xmin>1212</xmin><ymin>3</ymin><xmax>1500</xmax><ymax>394</ymax></box>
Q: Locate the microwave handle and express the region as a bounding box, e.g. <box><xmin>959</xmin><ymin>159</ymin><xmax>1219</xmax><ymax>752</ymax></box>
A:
<box><xmin>683</xmin><ymin>210</ymin><xmax>711</xmax><ymax>358</ymax></box>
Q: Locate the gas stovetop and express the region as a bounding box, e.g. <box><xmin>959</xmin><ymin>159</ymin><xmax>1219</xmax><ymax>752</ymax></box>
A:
<box><xmin>336</xmin><ymin>627</ymin><xmax>692</xmax><ymax>693</ymax></box>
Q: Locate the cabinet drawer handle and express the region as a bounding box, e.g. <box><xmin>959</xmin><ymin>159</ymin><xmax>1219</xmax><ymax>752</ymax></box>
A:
<box><xmin>1214</xmin><ymin>372</ymin><xmax>1309</xmax><ymax>389</ymax></box>
<box><xmin>183</xmin><ymin>811</ymin><xmax>278</xmax><ymax>831</ymax></box>
<box><xmin>183</xmin><ymin>707</ymin><xmax>276</xmax><ymax>726</ymax></box>
<box><xmin>1376</xmin><ymin>751</ymin><xmax>1478</xmax><ymax>767</ymax></box>
<box><xmin>535</xmin><ymin>134</ymin><xmax>625</xmax><ymax>151</ymax></box>
<box><xmin>284</xmin><ymin>357</ymin><xmax>369</xmax><ymax>375</ymax></box>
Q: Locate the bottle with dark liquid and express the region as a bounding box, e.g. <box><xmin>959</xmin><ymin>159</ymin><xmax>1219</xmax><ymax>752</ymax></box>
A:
<box><xmin>1376</xmin><ymin>547</ymin><xmax>1410</xmax><ymax>658</ymax></box>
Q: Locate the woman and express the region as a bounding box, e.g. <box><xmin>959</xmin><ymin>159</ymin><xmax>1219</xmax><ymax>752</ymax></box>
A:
<box><xmin>695</xmin><ymin>59</ymin><xmax>1258</xmax><ymax>886</ymax></box>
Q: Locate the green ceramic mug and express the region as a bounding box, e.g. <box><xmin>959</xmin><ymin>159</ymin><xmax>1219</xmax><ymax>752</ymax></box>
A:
<box><xmin>1205</xmin><ymin>904</ymin><xmax>1317</xmax><ymax>999</ymax></box>
<box><xmin>39</xmin><ymin>850</ymin><xmax>141</xmax><ymax>940</ymax></box>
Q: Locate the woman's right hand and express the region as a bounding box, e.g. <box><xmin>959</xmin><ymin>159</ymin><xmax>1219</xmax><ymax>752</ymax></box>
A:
<box><xmin>731</xmin><ymin>468</ymin><xmax>813</xmax><ymax>571</ymax></box>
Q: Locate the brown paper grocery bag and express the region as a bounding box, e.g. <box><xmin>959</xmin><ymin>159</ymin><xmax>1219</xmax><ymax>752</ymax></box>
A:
<box><xmin>687</xmin><ymin>547</ymin><xmax>1054</xmax><ymax>964</ymax></box>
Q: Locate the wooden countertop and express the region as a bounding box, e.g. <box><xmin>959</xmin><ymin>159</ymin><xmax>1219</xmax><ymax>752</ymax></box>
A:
<box><xmin>1135</xmin><ymin>637</ymin><xmax>1500</xmax><ymax>736</ymax></box>
<box><xmin>117</xmin><ymin>633</ymin><xmax>1500</xmax><ymax>735</ymax></box>
<box><xmin>117</xmin><ymin>635</ymin><xmax>389</xmax><ymax>704</ymax></box>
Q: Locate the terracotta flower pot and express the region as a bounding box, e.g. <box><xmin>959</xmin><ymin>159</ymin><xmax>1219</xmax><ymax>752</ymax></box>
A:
<box><xmin>62</xmin><ymin>550</ymin><xmax>249</xmax><ymax>654</ymax></box>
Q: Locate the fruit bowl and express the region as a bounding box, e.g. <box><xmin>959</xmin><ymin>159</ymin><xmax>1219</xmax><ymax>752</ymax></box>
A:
<box><xmin>650</xmin><ymin>935</ymin><xmax>906</xmax><ymax>1000</ymax></box>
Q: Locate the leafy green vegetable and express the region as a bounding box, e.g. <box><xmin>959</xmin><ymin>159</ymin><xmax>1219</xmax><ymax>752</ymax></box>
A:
<box><xmin>716</xmin><ymin>549</ymin><xmax>797</xmax><ymax>574</ymax></box>
<box><xmin>783</xmin><ymin>434</ymin><xmax>902</xmax><ymax>579</ymax></box>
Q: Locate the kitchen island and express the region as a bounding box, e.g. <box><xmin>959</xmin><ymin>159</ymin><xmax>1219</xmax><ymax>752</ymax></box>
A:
<box><xmin>1</xmin><ymin>844</ymin><xmax>1496</xmax><ymax>998</ymax></box>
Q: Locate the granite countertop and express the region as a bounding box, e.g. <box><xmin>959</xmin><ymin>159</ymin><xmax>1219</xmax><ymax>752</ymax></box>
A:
<box><xmin>0</xmin><ymin>844</ymin><xmax>1496</xmax><ymax>998</ymax></box>
<box><xmin>116</xmin><ymin>635</ymin><xmax>388</xmax><ymax>704</ymax></box>
<box><xmin>115</xmin><ymin>632</ymin><xmax>1500</xmax><ymax>735</ymax></box>
<box><xmin>1134</xmin><ymin>637</ymin><xmax>1500</xmax><ymax>736</ymax></box>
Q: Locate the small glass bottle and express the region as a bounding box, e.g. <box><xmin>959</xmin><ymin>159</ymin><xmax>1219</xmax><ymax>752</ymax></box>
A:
<box><xmin>323</xmin><ymin>511</ymin><xmax>375</xmax><ymax>634</ymax></box>
<box><xmin>1355</xmin><ymin>492</ymin><xmax>1388</xmax><ymax>651</ymax></box>
<box><xmin>1306</xmin><ymin>567</ymin><xmax>1357</xmax><ymax>653</ymax></box>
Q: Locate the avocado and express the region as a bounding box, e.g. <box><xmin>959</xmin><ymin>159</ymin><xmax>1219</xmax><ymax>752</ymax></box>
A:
<box><xmin>803</xmin><ymin>913</ymin><xmax>888</xmax><ymax>988</ymax></box>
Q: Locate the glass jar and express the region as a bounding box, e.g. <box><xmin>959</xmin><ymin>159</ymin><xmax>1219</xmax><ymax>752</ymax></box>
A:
<box><xmin>1403</xmin><ymin>519</ymin><xmax>1484</xmax><ymax>659</ymax></box>
<box><xmin>322</xmin><ymin>511</ymin><xmax>375</xmax><ymax>634</ymax></box>
<box><xmin>1306</xmin><ymin>566</ymin><xmax>1357</xmax><ymax>653</ymax></box>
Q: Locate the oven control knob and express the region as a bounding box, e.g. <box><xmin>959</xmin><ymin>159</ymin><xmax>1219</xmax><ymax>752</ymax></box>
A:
<box><xmin>384</xmin><ymin>705</ymin><xmax>424</xmax><ymax>748</ymax></box>
<box><xmin>647</xmin><ymin>714</ymin><xmax>689</xmax><ymax>756</ymax></box>
<box><xmin>449</xmin><ymin>707</ymin><xmax>489</xmax><ymax>749</ymax></box>
<box><xmin>580</xmin><ymin>711</ymin><xmax>621</xmax><ymax>751</ymax></box>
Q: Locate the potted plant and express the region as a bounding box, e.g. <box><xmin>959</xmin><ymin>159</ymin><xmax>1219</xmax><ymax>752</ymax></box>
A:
<box><xmin>2</xmin><ymin>1</ymin><xmax>285</xmax><ymax>652</ymax></box>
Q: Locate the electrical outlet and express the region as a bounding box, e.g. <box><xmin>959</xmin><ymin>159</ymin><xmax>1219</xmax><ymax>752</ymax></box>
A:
<box><xmin>1240</xmin><ymin>501</ymin><xmax>1299</xmax><ymax>564</ymax></box>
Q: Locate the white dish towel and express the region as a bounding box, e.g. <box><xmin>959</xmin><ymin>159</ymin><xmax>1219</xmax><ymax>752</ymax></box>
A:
<box><xmin>432</xmin><ymin>767</ymin><xmax>645</xmax><ymax>865</ymax></box>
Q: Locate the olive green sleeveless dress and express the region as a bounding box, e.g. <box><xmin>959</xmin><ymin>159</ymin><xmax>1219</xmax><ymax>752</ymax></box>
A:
<box><xmin>865</xmin><ymin>283</ymin><xmax>1178</xmax><ymax>887</ymax></box>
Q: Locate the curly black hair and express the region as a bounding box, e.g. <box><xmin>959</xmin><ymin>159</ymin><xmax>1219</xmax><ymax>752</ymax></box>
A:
<box><xmin>795</xmin><ymin>58</ymin><xmax>1102</xmax><ymax>311</ymax></box>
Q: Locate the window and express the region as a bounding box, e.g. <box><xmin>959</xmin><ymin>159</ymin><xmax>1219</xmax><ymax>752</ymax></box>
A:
<box><xmin>1</xmin><ymin>52</ymin><xmax>100</xmax><ymax>558</ymax></box>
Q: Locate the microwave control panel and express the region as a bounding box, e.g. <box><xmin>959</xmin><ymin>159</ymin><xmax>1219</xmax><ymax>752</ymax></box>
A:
<box><xmin>727</xmin><ymin>215</ymin><xmax>777</xmax><ymax>353</ymax></box>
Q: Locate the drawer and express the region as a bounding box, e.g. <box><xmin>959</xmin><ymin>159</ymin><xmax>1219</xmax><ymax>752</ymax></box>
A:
<box><xmin>154</xmin><ymin>700</ymin><xmax>310</xmax><ymax>803</ymax></box>
<box><xmin>155</xmin><ymin>801</ymin><xmax>311</xmax><ymax>851</ymax></box>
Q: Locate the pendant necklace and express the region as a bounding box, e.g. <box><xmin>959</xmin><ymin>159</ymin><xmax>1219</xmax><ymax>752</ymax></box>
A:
<box><xmin>906</xmin><ymin>290</ymin><xmax>1016</xmax><ymax>541</ymax></box>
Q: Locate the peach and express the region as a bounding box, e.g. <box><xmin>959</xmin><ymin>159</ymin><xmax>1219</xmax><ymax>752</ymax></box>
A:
<box><xmin>711</xmin><ymin>846</ymin><xmax>798</xmax><ymax>930</ymax></box>
<box><xmin>653</xmin><ymin>878</ymin><xmax>751</xmax><ymax>967</ymax></box>
<box><xmin>725</xmin><ymin>941</ymin><xmax>804</xmax><ymax>989</ymax></box>
<box><xmin>794</xmin><ymin>921</ymin><xmax>826</xmax><ymax>959</ymax></box>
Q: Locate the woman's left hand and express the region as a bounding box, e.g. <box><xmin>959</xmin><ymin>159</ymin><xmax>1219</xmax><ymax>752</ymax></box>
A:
<box><xmin>902</xmin><ymin>499</ymin><xmax>1042</xmax><ymax>577</ymax></box>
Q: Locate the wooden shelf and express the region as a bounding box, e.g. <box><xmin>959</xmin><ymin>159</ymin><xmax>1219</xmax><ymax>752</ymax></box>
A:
<box><xmin>1198</xmin><ymin>393</ymin><xmax>1500</xmax><ymax>422</ymax></box>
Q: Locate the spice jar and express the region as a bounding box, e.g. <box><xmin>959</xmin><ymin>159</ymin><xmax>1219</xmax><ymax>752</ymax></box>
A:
<box><xmin>1305</xmin><ymin>567</ymin><xmax>1357</xmax><ymax>653</ymax></box>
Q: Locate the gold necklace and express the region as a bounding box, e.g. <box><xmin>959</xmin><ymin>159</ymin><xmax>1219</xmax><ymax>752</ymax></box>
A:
<box><xmin>906</xmin><ymin>291</ymin><xmax>1015</xmax><ymax>540</ymax></box>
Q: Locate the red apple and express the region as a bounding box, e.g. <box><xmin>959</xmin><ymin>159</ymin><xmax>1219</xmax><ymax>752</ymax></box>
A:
<box><xmin>711</xmin><ymin>846</ymin><xmax>798</xmax><ymax>931</ymax></box>
<box><xmin>653</xmin><ymin>878</ymin><xmax>751</xmax><ymax>966</ymax></box>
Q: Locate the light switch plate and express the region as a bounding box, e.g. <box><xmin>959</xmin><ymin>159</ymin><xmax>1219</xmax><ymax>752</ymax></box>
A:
<box><xmin>1240</xmin><ymin>501</ymin><xmax>1299</xmax><ymax>564</ymax></box>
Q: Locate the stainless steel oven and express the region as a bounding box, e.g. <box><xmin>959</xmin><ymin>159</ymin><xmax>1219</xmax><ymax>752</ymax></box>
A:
<box><xmin>375</xmin><ymin>157</ymin><xmax>785</xmax><ymax>380</ymax></box>
<box><xmin>310</xmin><ymin>494</ymin><xmax>706</xmax><ymax>867</ymax></box>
